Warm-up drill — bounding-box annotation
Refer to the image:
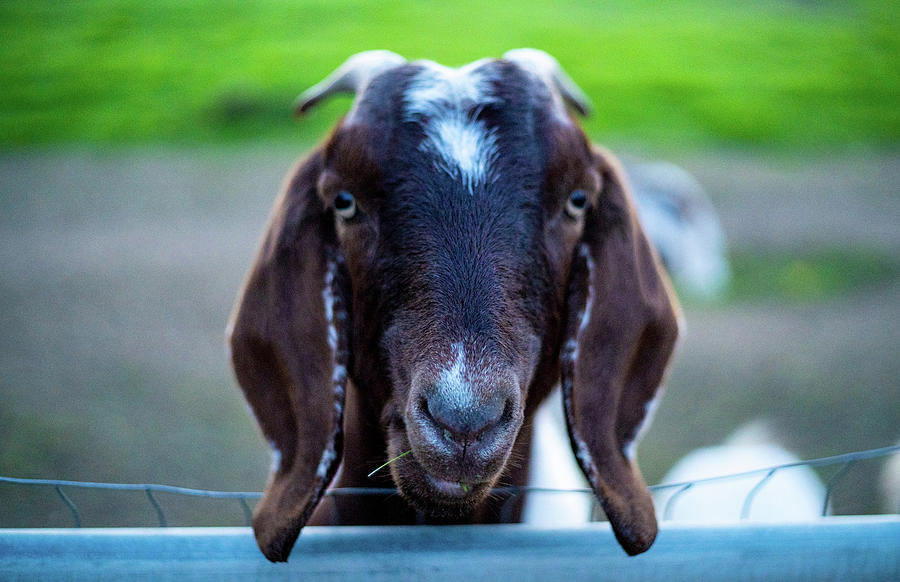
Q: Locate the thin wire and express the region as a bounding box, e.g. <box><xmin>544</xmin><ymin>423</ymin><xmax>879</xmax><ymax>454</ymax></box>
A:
<box><xmin>822</xmin><ymin>461</ymin><xmax>856</xmax><ymax>517</ymax></box>
<box><xmin>1</xmin><ymin>444</ymin><xmax>897</xmax><ymax>526</ymax></box>
<box><xmin>145</xmin><ymin>488</ymin><xmax>167</xmax><ymax>527</ymax></box>
<box><xmin>740</xmin><ymin>468</ymin><xmax>778</xmax><ymax>519</ymax></box>
<box><xmin>238</xmin><ymin>497</ymin><xmax>253</xmax><ymax>527</ymax></box>
<box><xmin>663</xmin><ymin>483</ymin><xmax>693</xmax><ymax>520</ymax></box>
<box><xmin>498</xmin><ymin>490</ymin><xmax>522</xmax><ymax>523</ymax></box>
<box><xmin>0</xmin><ymin>476</ymin><xmax>262</xmax><ymax>499</ymax></box>
<box><xmin>650</xmin><ymin>444</ymin><xmax>900</xmax><ymax>493</ymax></box>
<box><xmin>54</xmin><ymin>486</ymin><xmax>81</xmax><ymax>528</ymax></box>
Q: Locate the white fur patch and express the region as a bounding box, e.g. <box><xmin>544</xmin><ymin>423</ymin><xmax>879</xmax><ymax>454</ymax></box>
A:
<box><xmin>315</xmin><ymin>446</ymin><xmax>337</xmax><ymax>480</ymax></box>
<box><xmin>577</xmin><ymin>244</ymin><xmax>594</xmax><ymax>336</ymax></box>
<box><xmin>322</xmin><ymin>261</ymin><xmax>338</xmax><ymax>352</ymax></box>
<box><xmin>315</xmin><ymin>259</ymin><xmax>343</xmax><ymax>481</ymax></box>
<box><xmin>332</xmin><ymin>364</ymin><xmax>347</xmax><ymax>387</ymax></box>
<box><xmin>443</xmin><ymin>342</ymin><xmax>467</xmax><ymax>384</ymax></box>
<box><xmin>404</xmin><ymin>60</ymin><xmax>499</xmax><ymax>193</ymax></box>
<box><xmin>624</xmin><ymin>391</ymin><xmax>663</xmax><ymax>460</ymax></box>
<box><xmin>437</xmin><ymin>342</ymin><xmax>477</xmax><ymax>411</ymax></box>
<box><xmin>573</xmin><ymin>244</ymin><xmax>662</xmax><ymax>461</ymax></box>
<box><xmin>269</xmin><ymin>442</ymin><xmax>283</xmax><ymax>474</ymax></box>
<box><xmin>562</xmin><ymin>245</ymin><xmax>594</xmax><ymax>365</ymax></box>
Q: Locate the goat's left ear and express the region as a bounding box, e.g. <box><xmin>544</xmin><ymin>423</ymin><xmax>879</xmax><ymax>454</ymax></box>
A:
<box><xmin>561</xmin><ymin>147</ymin><xmax>680</xmax><ymax>555</ymax></box>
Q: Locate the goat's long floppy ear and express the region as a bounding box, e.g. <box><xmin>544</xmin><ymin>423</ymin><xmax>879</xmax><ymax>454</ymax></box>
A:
<box><xmin>228</xmin><ymin>149</ymin><xmax>349</xmax><ymax>562</ymax></box>
<box><xmin>561</xmin><ymin>148</ymin><xmax>680</xmax><ymax>556</ymax></box>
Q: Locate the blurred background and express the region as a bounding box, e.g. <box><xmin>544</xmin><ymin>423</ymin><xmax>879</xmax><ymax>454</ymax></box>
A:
<box><xmin>1</xmin><ymin>1</ymin><xmax>897</xmax><ymax>526</ymax></box>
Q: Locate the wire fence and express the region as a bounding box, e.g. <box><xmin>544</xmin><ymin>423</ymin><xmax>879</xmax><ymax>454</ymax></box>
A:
<box><xmin>2</xmin><ymin>444</ymin><xmax>898</xmax><ymax>529</ymax></box>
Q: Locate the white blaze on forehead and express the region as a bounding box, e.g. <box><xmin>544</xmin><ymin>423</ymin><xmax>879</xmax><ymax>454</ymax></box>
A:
<box><xmin>406</xmin><ymin>59</ymin><xmax>493</xmax><ymax>107</ymax></box>
<box><xmin>429</xmin><ymin>117</ymin><xmax>496</xmax><ymax>192</ymax></box>
<box><xmin>404</xmin><ymin>59</ymin><xmax>499</xmax><ymax>194</ymax></box>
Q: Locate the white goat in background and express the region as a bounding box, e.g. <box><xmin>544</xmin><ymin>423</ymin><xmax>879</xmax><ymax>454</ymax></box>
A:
<box><xmin>654</xmin><ymin>421</ymin><xmax>826</xmax><ymax>522</ymax></box>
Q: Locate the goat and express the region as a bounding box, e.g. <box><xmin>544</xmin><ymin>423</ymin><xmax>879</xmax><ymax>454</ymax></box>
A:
<box><xmin>228</xmin><ymin>49</ymin><xmax>681</xmax><ymax>562</ymax></box>
<box><xmin>625</xmin><ymin>160</ymin><xmax>731</xmax><ymax>300</ymax></box>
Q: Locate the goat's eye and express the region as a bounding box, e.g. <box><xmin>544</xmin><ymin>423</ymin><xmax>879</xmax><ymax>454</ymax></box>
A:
<box><xmin>565</xmin><ymin>189</ymin><xmax>588</xmax><ymax>218</ymax></box>
<box><xmin>334</xmin><ymin>191</ymin><xmax>357</xmax><ymax>219</ymax></box>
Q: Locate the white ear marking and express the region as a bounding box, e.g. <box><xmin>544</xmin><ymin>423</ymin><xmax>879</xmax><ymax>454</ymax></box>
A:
<box><xmin>314</xmin><ymin>259</ymin><xmax>345</xmax><ymax>482</ymax></box>
<box><xmin>269</xmin><ymin>442</ymin><xmax>283</xmax><ymax>473</ymax></box>
<box><xmin>624</xmin><ymin>391</ymin><xmax>663</xmax><ymax>460</ymax></box>
<box><xmin>577</xmin><ymin>245</ymin><xmax>595</xmax><ymax>336</ymax></box>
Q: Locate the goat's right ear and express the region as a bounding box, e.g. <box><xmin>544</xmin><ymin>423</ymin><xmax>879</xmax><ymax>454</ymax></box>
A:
<box><xmin>227</xmin><ymin>148</ymin><xmax>349</xmax><ymax>562</ymax></box>
<box><xmin>560</xmin><ymin>147</ymin><xmax>680</xmax><ymax>556</ymax></box>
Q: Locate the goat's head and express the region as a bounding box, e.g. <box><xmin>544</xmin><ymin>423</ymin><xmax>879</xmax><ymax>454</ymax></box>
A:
<box><xmin>229</xmin><ymin>49</ymin><xmax>680</xmax><ymax>562</ymax></box>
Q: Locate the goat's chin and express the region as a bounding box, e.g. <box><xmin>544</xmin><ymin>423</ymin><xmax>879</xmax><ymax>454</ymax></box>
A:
<box><xmin>385</xmin><ymin>417</ymin><xmax>511</xmax><ymax>517</ymax></box>
<box><xmin>389</xmin><ymin>447</ymin><xmax>498</xmax><ymax>518</ymax></box>
<box><xmin>392</xmin><ymin>465</ymin><xmax>495</xmax><ymax>519</ymax></box>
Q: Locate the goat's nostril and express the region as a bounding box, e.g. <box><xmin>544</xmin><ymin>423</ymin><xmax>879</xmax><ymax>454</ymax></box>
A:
<box><xmin>424</xmin><ymin>392</ymin><xmax>507</xmax><ymax>445</ymax></box>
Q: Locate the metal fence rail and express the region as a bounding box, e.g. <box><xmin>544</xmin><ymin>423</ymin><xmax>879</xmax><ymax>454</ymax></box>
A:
<box><xmin>2</xmin><ymin>518</ymin><xmax>899</xmax><ymax>581</ymax></box>
<box><xmin>1</xmin><ymin>444</ymin><xmax>898</xmax><ymax>528</ymax></box>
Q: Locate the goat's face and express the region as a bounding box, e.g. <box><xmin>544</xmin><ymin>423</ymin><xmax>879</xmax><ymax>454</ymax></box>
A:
<box><xmin>318</xmin><ymin>59</ymin><xmax>599</xmax><ymax>514</ymax></box>
<box><xmin>230</xmin><ymin>50</ymin><xmax>680</xmax><ymax>562</ymax></box>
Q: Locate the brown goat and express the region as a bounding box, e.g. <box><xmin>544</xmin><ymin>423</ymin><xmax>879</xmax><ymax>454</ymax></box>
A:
<box><xmin>228</xmin><ymin>49</ymin><xmax>680</xmax><ymax>562</ymax></box>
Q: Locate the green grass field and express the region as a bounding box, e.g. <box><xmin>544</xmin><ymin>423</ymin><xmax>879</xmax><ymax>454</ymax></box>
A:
<box><xmin>2</xmin><ymin>0</ymin><xmax>898</xmax><ymax>149</ymax></box>
<box><xmin>728</xmin><ymin>249</ymin><xmax>899</xmax><ymax>303</ymax></box>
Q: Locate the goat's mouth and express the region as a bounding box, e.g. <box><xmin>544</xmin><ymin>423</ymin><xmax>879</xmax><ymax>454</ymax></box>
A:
<box><xmin>385</xmin><ymin>422</ymin><xmax>500</xmax><ymax>516</ymax></box>
<box><xmin>424</xmin><ymin>473</ymin><xmax>476</xmax><ymax>498</ymax></box>
<box><xmin>393</xmin><ymin>457</ymin><xmax>495</xmax><ymax>517</ymax></box>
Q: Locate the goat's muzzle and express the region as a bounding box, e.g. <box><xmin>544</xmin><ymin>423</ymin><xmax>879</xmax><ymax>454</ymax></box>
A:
<box><xmin>392</xmin><ymin>355</ymin><xmax>524</xmax><ymax>515</ymax></box>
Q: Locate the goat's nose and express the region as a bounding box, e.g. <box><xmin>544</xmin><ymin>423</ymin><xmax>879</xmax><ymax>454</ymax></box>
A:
<box><xmin>424</xmin><ymin>391</ymin><xmax>508</xmax><ymax>445</ymax></box>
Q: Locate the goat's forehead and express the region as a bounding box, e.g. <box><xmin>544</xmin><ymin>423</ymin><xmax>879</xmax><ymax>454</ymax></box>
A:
<box><xmin>349</xmin><ymin>58</ymin><xmax>557</xmax><ymax>195</ymax></box>
<box><xmin>401</xmin><ymin>60</ymin><xmax>503</xmax><ymax>193</ymax></box>
<box><xmin>402</xmin><ymin>59</ymin><xmax>499</xmax><ymax>114</ymax></box>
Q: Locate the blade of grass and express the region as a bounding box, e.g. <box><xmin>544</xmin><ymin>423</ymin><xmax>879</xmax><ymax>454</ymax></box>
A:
<box><xmin>367</xmin><ymin>450</ymin><xmax>411</xmax><ymax>478</ymax></box>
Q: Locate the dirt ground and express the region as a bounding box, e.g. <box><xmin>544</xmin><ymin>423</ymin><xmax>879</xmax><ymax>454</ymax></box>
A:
<box><xmin>0</xmin><ymin>148</ymin><xmax>897</xmax><ymax>525</ymax></box>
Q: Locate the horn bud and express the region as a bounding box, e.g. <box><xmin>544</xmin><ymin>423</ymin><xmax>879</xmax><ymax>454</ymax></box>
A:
<box><xmin>503</xmin><ymin>48</ymin><xmax>592</xmax><ymax>117</ymax></box>
<box><xmin>295</xmin><ymin>50</ymin><xmax>407</xmax><ymax>115</ymax></box>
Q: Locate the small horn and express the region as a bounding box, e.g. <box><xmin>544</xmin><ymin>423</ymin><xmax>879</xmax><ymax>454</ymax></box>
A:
<box><xmin>503</xmin><ymin>48</ymin><xmax>592</xmax><ymax>117</ymax></box>
<box><xmin>295</xmin><ymin>50</ymin><xmax>407</xmax><ymax>116</ymax></box>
